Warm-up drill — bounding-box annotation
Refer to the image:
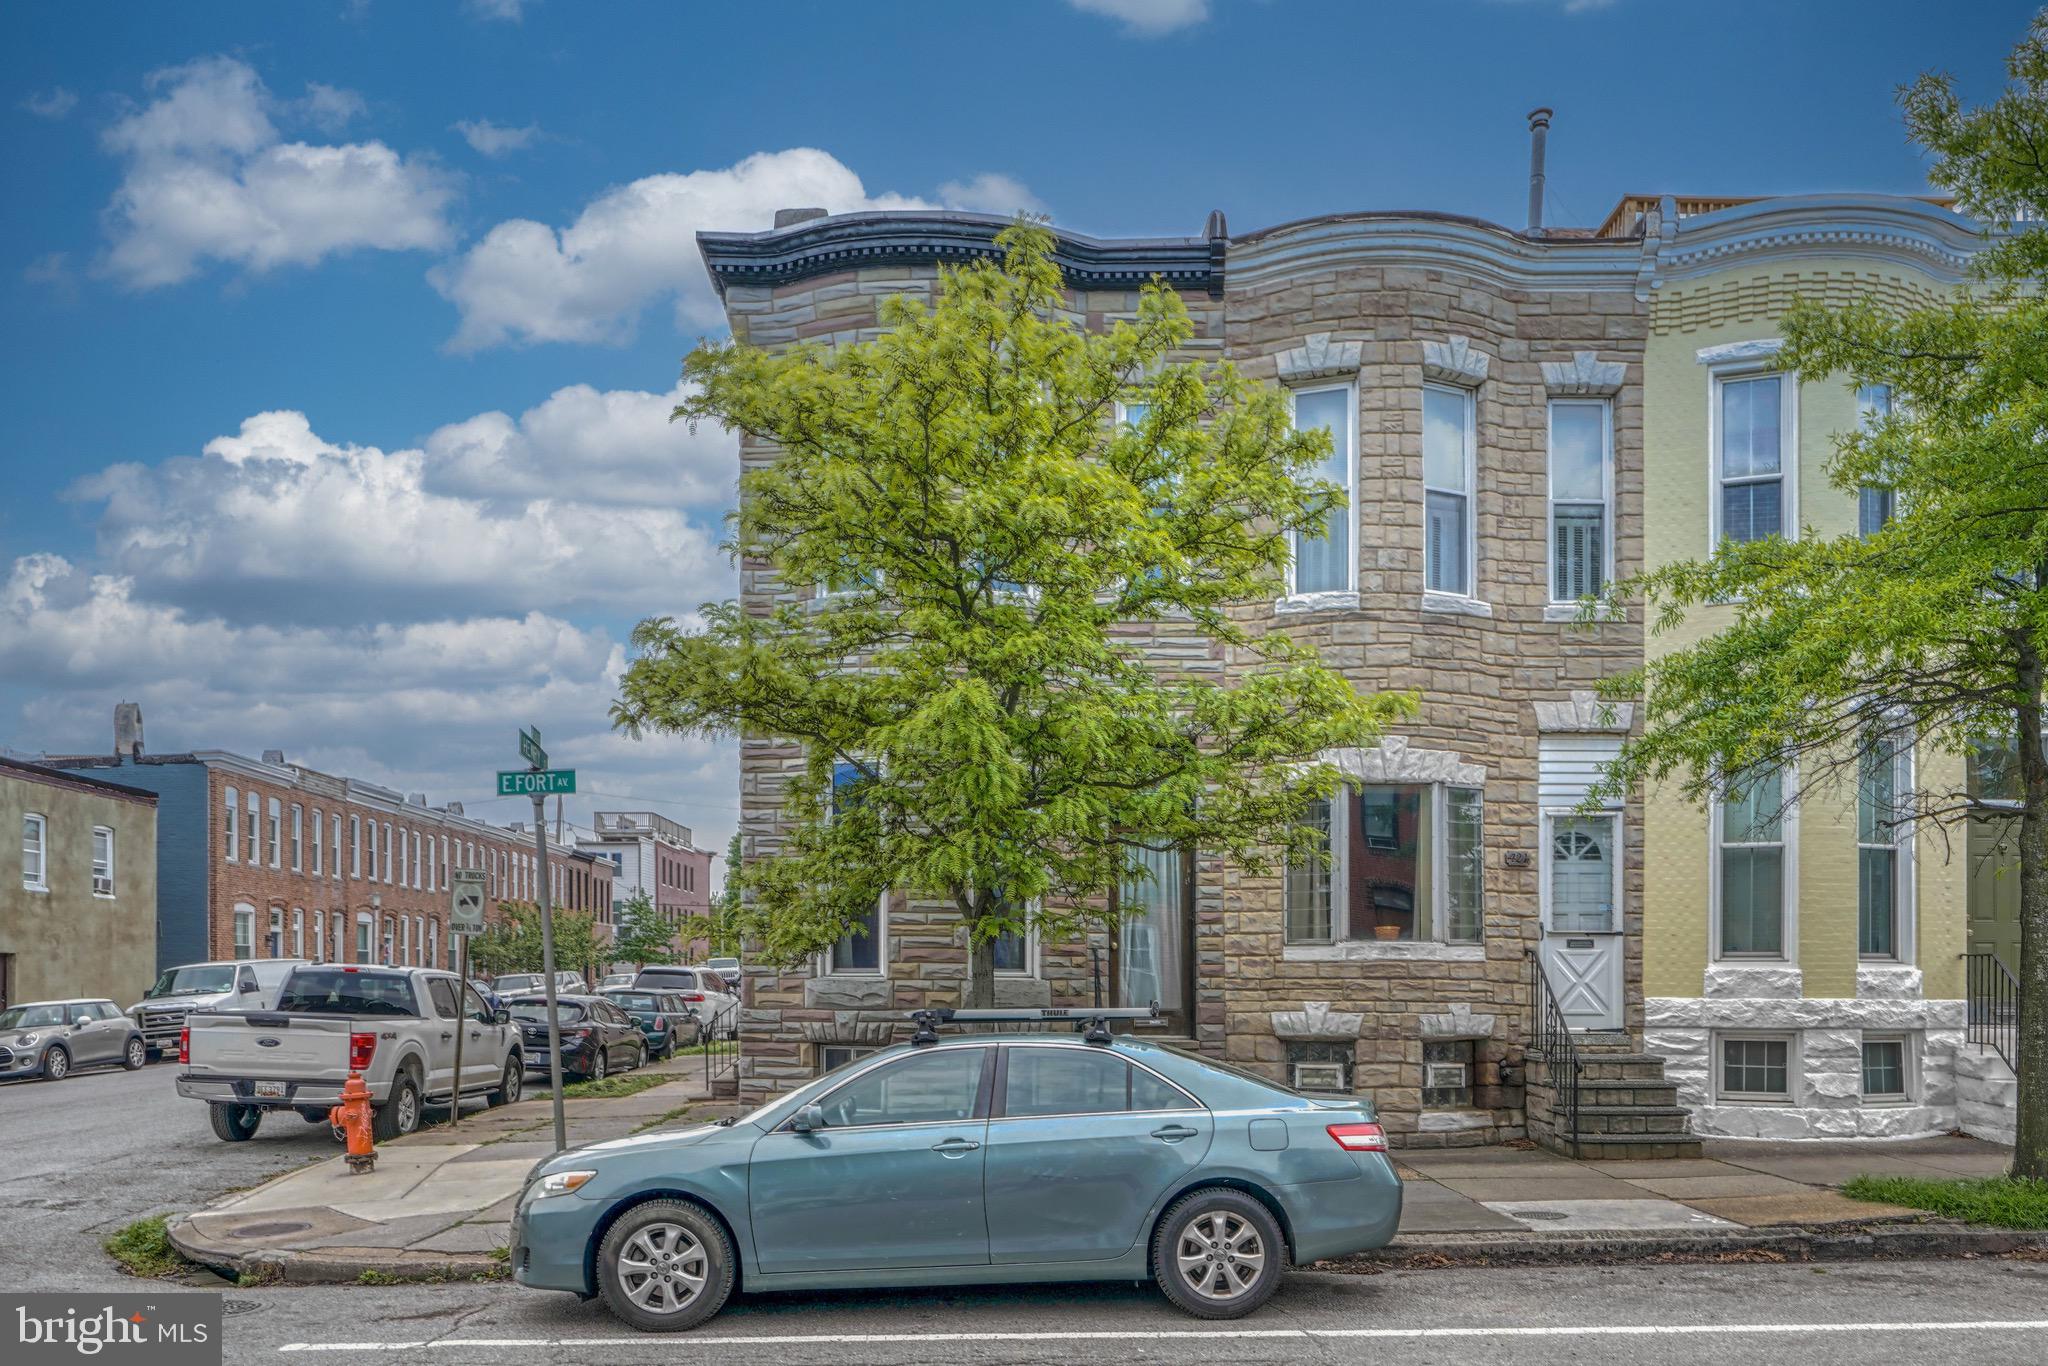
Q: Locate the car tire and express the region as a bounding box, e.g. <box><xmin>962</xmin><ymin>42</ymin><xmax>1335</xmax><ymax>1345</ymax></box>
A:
<box><xmin>300</xmin><ymin>1108</ymin><xmax>330</xmax><ymax>1124</ymax></box>
<box><xmin>373</xmin><ymin>1068</ymin><xmax>422</xmax><ymax>1142</ymax></box>
<box><xmin>209</xmin><ymin>1103</ymin><xmax>262</xmax><ymax>1142</ymax></box>
<box><xmin>632</xmin><ymin>1042</ymin><xmax>647</xmax><ymax>1071</ymax></box>
<box><xmin>122</xmin><ymin>1037</ymin><xmax>148</xmax><ymax>1071</ymax></box>
<box><xmin>488</xmin><ymin>1058</ymin><xmax>522</xmax><ymax>1107</ymax></box>
<box><xmin>41</xmin><ymin>1045</ymin><xmax>70</xmax><ymax>1081</ymax></box>
<box><xmin>588</xmin><ymin>1051</ymin><xmax>608</xmax><ymax>1083</ymax></box>
<box><xmin>596</xmin><ymin>1199</ymin><xmax>735</xmax><ymax>1332</ymax></box>
<box><xmin>1151</xmin><ymin>1189</ymin><xmax>1286</xmax><ymax>1321</ymax></box>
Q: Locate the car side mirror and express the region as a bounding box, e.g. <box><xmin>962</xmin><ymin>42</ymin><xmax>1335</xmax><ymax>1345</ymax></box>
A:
<box><xmin>791</xmin><ymin>1103</ymin><xmax>826</xmax><ymax>1134</ymax></box>
<box><xmin>238</xmin><ymin>980</ymin><xmax>259</xmax><ymax>993</ymax></box>
<box><xmin>493</xmin><ymin>1008</ymin><xmax>510</xmax><ymax>1025</ymax></box>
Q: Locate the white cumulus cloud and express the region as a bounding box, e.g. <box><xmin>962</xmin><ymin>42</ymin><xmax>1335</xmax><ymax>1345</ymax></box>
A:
<box><xmin>22</xmin><ymin>87</ymin><xmax>79</xmax><ymax>119</ymax></box>
<box><xmin>937</xmin><ymin>172</ymin><xmax>1047</xmax><ymax>218</ymax></box>
<box><xmin>454</xmin><ymin>118</ymin><xmax>541</xmax><ymax>157</ymax></box>
<box><xmin>100</xmin><ymin>56</ymin><xmax>456</xmax><ymax>289</ymax></box>
<box><xmin>1065</xmin><ymin>0</ymin><xmax>1209</xmax><ymax>36</ymax></box>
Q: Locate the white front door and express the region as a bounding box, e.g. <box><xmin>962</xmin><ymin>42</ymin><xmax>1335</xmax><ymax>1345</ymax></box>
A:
<box><xmin>1540</xmin><ymin>812</ymin><xmax>1623</xmax><ymax>1031</ymax></box>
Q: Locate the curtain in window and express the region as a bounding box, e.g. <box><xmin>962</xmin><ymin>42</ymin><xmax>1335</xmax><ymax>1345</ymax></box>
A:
<box><xmin>1120</xmin><ymin>842</ymin><xmax>1184</xmax><ymax>1011</ymax></box>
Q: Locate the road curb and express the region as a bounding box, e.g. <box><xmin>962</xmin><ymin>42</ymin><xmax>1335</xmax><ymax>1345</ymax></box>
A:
<box><xmin>1319</xmin><ymin>1220</ymin><xmax>2048</xmax><ymax>1270</ymax></box>
<box><xmin>165</xmin><ymin>1214</ymin><xmax>507</xmax><ymax>1287</ymax></box>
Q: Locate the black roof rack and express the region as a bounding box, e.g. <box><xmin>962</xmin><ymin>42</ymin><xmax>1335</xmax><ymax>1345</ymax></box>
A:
<box><xmin>907</xmin><ymin>1003</ymin><xmax>1160</xmax><ymax>1047</ymax></box>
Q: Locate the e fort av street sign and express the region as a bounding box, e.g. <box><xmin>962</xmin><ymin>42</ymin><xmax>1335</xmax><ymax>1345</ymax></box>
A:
<box><xmin>498</xmin><ymin>769</ymin><xmax>576</xmax><ymax>797</ymax></box>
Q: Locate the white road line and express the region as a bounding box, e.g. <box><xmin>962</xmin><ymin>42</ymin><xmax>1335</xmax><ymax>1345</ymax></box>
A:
<box><xmin>278</xmin><ymin>1319</ymin><xmax>2048</xmax><ymax>1351</ymax></box>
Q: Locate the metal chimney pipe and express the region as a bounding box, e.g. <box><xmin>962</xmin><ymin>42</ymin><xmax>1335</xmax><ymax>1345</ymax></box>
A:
<box><xmin>1526</xmin><ymin>107</ymin><xmax>1553</xmax><ymax>233</ymax></box>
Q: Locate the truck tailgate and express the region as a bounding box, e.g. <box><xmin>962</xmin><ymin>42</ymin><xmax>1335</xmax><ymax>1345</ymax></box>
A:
<box><xmin>187</xmin><ymin>1013</ymin><xmax>350</xmax><ymax>1077</ymax></box>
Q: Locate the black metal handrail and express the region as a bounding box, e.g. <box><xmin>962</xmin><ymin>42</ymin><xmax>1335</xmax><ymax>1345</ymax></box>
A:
<box><xmin>1966</xmin><ymin>950</ymin><xmax>2019</xmax><ymax>1073</ymax></box>
<box><xmin>702</xmin><ymin>999</ymin><xmax>740</xmax><ymax>1092</ymax></box>
<box><xmin>1526</xmin><ymin>949</ymin><xmax>1585</xmax><ymax>1158</ymax></box>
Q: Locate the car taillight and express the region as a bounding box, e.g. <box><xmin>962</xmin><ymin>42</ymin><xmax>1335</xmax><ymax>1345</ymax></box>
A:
<box><xmin>178</xmin><ymin>1027</ymin><xmax>189</xmax><ymax>1065</ymax></box>
<box><xmin>1327</xmin><ymin>1122</ymin><xmax>1388</xmax><ymax>1153</ymax></box>
<box><xmin>652</xmin><ymin>1016</ymin><xmax>665</xmax><ymax>1029</ymax></box>
<box><xmin>349</xmin><ymin>1032</ymin><xmax>377</xmax><ymax>1072</ymax></box>
<box><xmin>682</xmin><ymin>992</ymin><xmax>704</xmax><ymax>1002</ymax></box>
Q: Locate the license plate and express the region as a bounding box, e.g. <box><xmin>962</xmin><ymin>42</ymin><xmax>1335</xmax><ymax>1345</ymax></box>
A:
<box><xmin>254</xmin><ymin>1080</ymin><xmax>287</xmax><ymax>1099</ymax></box>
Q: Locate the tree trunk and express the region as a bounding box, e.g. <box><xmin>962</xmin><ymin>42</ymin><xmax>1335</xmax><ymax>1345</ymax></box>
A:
<box><xmin>2012</xmin><ymin>641</ymin><xmax>2047</xmax><ymax>1180</ymax></box>
<box><xmin>966</xmin><ymin>934</ymin><xmax>996</xmax><ymax>1008</ymax></box>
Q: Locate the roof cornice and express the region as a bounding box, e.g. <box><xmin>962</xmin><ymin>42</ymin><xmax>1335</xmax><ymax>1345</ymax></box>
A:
<box><xmin>1229</xmin><ymin>212</ymin><xmax>1642</xmax><ymax>294</ymax></box>
<box><xmin>698</xmin><ymin>210</ymin><xmax>1225</xmax><ymax>298</ymax></box>
<box><xmin>1654</xmin><ymin>193</ymin><xmax>1989</xmax><ymax>284</ymax></box>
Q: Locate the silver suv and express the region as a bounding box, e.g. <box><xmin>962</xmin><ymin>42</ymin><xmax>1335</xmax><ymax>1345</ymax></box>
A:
<box><xmin>0</xmin><ymin>999</ymin><xmax>147</xmax><ymax>1082</ymax></box>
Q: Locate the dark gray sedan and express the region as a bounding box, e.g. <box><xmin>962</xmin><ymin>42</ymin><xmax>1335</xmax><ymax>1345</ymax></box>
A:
<box><xmin>0</xmin><ymin>998</ymin><xmax>147</xmax><ymax>1081</ymax></box>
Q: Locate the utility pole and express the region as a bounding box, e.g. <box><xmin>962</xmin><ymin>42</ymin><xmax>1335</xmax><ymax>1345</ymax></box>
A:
<box><xmin>501</xmin><ymin>726</ymin><xmax>572</xmax><ymax>1153</ymax></box>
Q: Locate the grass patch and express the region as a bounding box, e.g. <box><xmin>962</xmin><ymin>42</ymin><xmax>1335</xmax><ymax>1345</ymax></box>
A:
<box><xmin>104</xmin><ymin>1216</ymin><xmax>196</xmax><ymax>1279</ymax></box>
<box><xmin>1841</xmin><ymin>1174</ymin><xmax>2048</xmax><ymax>1229</ymax></box>
<box><xmin>561</xmin><ymin>1071</ymin><xmax>672</xmax><ymax>1101</ymax></box>
<box><xmin>633</xmin><ymin>1104</ymin><xmax>704</xmax><ymax>1133</ymax></box>
<box><xmin>487</xmin><ymin>1246</ymin><xmax>510</xmax><ymax>1264</ymax></box>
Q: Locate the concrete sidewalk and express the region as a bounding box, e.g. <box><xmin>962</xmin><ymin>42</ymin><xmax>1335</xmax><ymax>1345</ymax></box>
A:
<box><xmin>167</xmin><ymin>1076</ymin><xmax>2028</xmax><ymax>1284</ymax></box>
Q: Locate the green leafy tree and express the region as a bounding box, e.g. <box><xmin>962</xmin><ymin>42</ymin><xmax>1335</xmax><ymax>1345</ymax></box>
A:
<box><xmin>1592</xmin><ymin>17</ymin><xmax>2048</xmax><ymax>1177</ymax></box>
<box><xmin>680</xmin><ymin>834</ymin><xmax>747</xmax><ymax>960</ymax></box>
<box><xmin>465</xmin><ymin>902</ymin><xmax>603</xmax><ymax>985</ymax></box>
<box><xmin>612</xmin><ymin>890</ymin><xmax>681</xmax><ymax>968</ymax></box>
<box><xmin>616</xmin><ymin>222</ymin><xmax>1410</xmax><ymax>1007</ymax></box>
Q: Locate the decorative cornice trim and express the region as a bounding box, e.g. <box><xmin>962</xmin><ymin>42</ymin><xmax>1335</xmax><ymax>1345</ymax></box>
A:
<box><xmin>698</xmin><ymin>210</ymin><xmax>1224</xmax><ymax>298</ymax></box>
<box><xmin>1654</xmin><ymin>194</ymin><xmax>1988</xmax><ymax>286</ymax></box>
<box><xmin>1421</xmin><ymin>336</ymin><xmax>1490</xmax><ymax>387</ymax></box>
<box><xmin>1533</xmin><ymin>690</ymin><xmax>1635</xmax><ymax>734</ymax></box>
<box><xmin>1696</xmin><ymin>337</ymin><xmax>1783</xmax><ymax>366</ymax></box>
<box><xmin>1541</xmin><ymin>350</ymin><xmax>1626</xmax><ymax>396</ymax></box>
<box><xmin>1231</xmin><ymin>212</ymin><xmax>1643</xmax><ymax>294</ymax></box>
<box><xmin>1275</xmin><ymin>332</ymin><xmax>1362</xmax><ymax>383</ymax></box>
<box><xmin>1322</xmin><ymin>737</ymin><xmax>1486</xmax><ymax>787</ymax></box>
<box><xmin>1271</xmin><ymin>1001</ymin><xmax>1363</xmax><ymax>1040</ymax></box>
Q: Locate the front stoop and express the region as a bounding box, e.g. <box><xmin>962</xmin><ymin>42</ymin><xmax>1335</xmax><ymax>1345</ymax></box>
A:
<box><xmin>1526</xmin><ymin>1037</ymin><xmax>1702</xmax><ymax>1160</ymax></box>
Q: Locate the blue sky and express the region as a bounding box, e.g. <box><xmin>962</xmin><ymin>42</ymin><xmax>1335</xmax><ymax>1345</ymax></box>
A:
<box><xmin>0</xmin><ymin>0</ymin><xmax>2033</xmax><ymax>855</ymax></box>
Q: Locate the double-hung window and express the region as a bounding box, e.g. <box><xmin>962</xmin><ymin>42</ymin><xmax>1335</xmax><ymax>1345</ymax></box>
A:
<box><xmin>1284</xmin><ymin>783</ymin><xmax>1484</xmax><ymax>945</ymax></box>
<box><xmin>824</xmin><ymin>760</ymin><xmax>884</xmax><ymax>974</ymax></box>
<box><xmin>365</xmin><ymin>818</ymin><xmax>377</xmax><ymax>882</ymax></box>
<box><xmin>224</xmin><ymin>786</ymin><xmax>239</xmax><ymax>862</ymax></box>
<box><xmin>1856</xmin><ymin>384</ymin><xmax>1895</xmax><ymax>535</ymax></box>
<box><xmin>234</xmin><ymin>903</ymin><xmax>256</xmax><ymax>959</ymax></box>
<box><xmin>383</xmin><ymin>823</ymin><xmax>394</xmax><ymax>883</ymax></box>
<box><xmin>266</xmin><ymin>798</ymin><xmax>282</xmax><ymax>868</ymax></box>
<box><xmin>1714</xmin><ymin>372</ymin><xmax>1792</xmax><ymax>544</ymax></box>
<box><xmin>245</xmin><ymin>791</ymin><xmax>260</xmax><ymax>863</ymax></box>
<box><xmin>1289</xmin><ymin>385</ymin><xmax>1354</xmax><ymax>594</ymax></box>
<box><xmin>1858</xmin><ymin>734</ymin><xmax>1910</xmax><ymax>959</ymax></box>
<box><xmin>292</xmin><ymin>908</ymin><xmax>304</xmax><ymax>958</ymax></box>
<box><xmin>311</xmin><ymin>810</ymin><xmax>323</xmax><ymax>876</ymax></box>
<box><xmin>91</xmin><ymin>826</ymin><xmax>115</xmax><ymax>896</ymax></box>
<box><xmin>1548</xmin><ymin>399</ymin><xmax>1611</xmax><ymax>602</ymax></box>
<box><xmin>351</xmin><ymin>815</ymin><xmax>363</xmax><ymax>878</ymax></box>
<box><xmin>1718</xmin><ymin>767</ymin><xmax>1788</xmax><ymax>958</ymax></box>
<box><xmin>22</xmin><ymin>813</ymin><xmax>48</xmax><ymax>890</ymax></box>
<box><xmin>1423</xmin><ymin>384</ymin><xmax>1475</xmax><ymax>596</ymax></box>
<box><xmin>290</xmin><ymin>804</ymin><xmax>303</xmax><ymax>872</ymax></box>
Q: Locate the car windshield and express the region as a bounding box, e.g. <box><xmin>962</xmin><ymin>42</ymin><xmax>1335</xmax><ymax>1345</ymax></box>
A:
<box><xmin>495</xmin><ymin>975</ymin><xmax>541</xmax><ymax>992</ymax></box>
<box><xmin>511</xmin><ymin>1002</ymin><xmax>587</xmax><ymax>1024</ymax></box>
<box><xmin>605</xmin><ymin>993</ymin><xmax>660</xmax><ymax>1012</ymax></box>
<box><xmin>273</xmin><ymin>969</ymin><xmax>419</xmax><ymax>1017</ymax></box>
<box><xmin>0</xmin><ymin>1004</ymin><xmax>67</xmax><ymax>1030</ymax></box>
<box><xmin>147</xmin><ymin>965</ymin><xmax>235</xmax><ymax>997</ymax></box>
<box><xmin>706</xmin><ymin>959</ymin><xmax>739</xmax><ymax>971</ymax></box>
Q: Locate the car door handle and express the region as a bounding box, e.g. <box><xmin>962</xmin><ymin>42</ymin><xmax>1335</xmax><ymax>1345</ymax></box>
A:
<box><xmin>930</xmin><ymin>1137</ymin><xmax>981</xmax><ymax>1156</ymax></box>
<box><xmin>1151</xmin><ymin>1125</ymin><xmax>1200</xmax><ymax>1142</ymax></box>
<box><xmin>439</xmin><ymin>1031</ymin><xmax>453</xmax><ymax>1041</ymax></box>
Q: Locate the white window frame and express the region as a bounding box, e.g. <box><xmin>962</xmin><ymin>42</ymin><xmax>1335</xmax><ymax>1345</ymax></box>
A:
<box><xmin>313</xmin><ymin>909</ymin><xmax>326</xmax><ymax>963</ymax></box>
<box><xmin>1715</xmin><ymin>1031</ymin><xmax>1796</xmax><ymax>1105</ymax></box>
<box><xmin>1709</xmin><ymin>765</ymin><xmax>1799</xmax><ymax>964</ymax></box>
<box><xmin>1860</xmin><ymin>1032</ymin><xmax>1913</xmax><ymax>1105</ymax></box>
<box><xmin>383</xmin><ymin>823</ymin><xmax>394</xmax><ymax>883</ymax></box>
<box><xmin>267</xmin><ymin>797</ymin><xmax>282</xmax><ymax>869</ymax></box>
<box><xmin>440</xmin><ymin>836</ymin><xmax>450</xmax><ymax>890</ymax></box>
<box><xmin>267</xmin><ymin>905</ymin><xmax>285</xmax><ymax>958</ymax></box>
<box><xmin>400</xmin><ymin>913</ymin><xmax>411</xmax><ymax>965</ymax></box>
<box><xmin>355</xmin><ymin>911</ymin><xmax>373</xmax><ymax>964</ymax></box>
<box><xmin>234</xmin><ymin>902</ymin><xmax>256</xmax><ymax>960</ymax></box>
<box><xmin>412</xmin><ymin>829</ymin><xmax>423</xmax><ymax>889</ymax></box>
<box><xmin>1282</xmin><ymin>782</ymin><xmax>1486</xmax><ymax>946</ymax></box>
<box><xmin>91</xmin><ymin>825</ymin><xmax>115</xmax><ymax>897</ymax></box>
<box><xmin>1857</xmin><ymin>736</ymin><xmax>1916</xmax><ymax>964</ymax></box>
<box><xmin>1285</xmin><ymin>381</ymin><xmax>1358</xmax><ymax>597</ymax></box>
<box><xmin>224</xmin><ymin>786</ymin><xmax>239</xmax><ymax>863</ymax></box>
<box><xmin>291</xmin><ymin>907</ymin><xmax>304</xmax><ymax>958</ymax></box>
<box><xmin>1422</xmin><ymin>381</ymin><xmax>1478</xmax><ymax>599</ymax></box>
<box><xmin>311</xmin><ymin>810</ymin><xmax>323</xmax><ymax>877</ymax></box>
<box><xmin>1538</xmin><ymin>808</ymin><xmax>1621</xmax><ymax>934</ymax></box>
<box><xmin>246</xmin><ymin>791</ymin><xmax>260</xmax><ymax>864</ymax></box>
<box><xmin>365</xmin><ymin>818</ymin><xmax>377</xmax><ymax>882</ymax></box>
<box><xmin>817</xmin><ymin>1043</ymin><xmax>878</xmax><ymax>1074</ymax></box>
<box><xmin>290</xmin><ymin>803</ymin><xmax>303</xmax><ymax>872</ymax></box>
<box><xmin>1546</xmin><ymin>398</ymin><xmax>1613</xmax><ymax>604</ymax></box>
<box><xmin>1708</xmin><ymin>365</ymin><xmax>1799</xmax><ymax>550</ymax></box>
<box><xmin>22</xmin><ymin>812</ymin><xmax>48</xmax><ymax>891</ymax></box>
<box><xmin>992</xmin><ymin>903</ymin><xmax>1041</xmax><ymax>978</ymax></box>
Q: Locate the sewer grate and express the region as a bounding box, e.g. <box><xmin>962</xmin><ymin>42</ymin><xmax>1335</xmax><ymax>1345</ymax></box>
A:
<box><xmin>222</xmin><ymin>1300</ymin><xmax>264</xmax><ymax>1317</ymax></box>
<box><xmin>229</xmin><ymin>1221</ymin><xmax>313</xmax><ymax>1238</ymax></box>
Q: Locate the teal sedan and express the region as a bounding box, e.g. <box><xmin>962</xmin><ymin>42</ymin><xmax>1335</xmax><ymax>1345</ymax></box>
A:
<box><xmin>511</xmin><ymin>1027</ymin><xmax>1400</xmax><ymax>1331</ymax></box>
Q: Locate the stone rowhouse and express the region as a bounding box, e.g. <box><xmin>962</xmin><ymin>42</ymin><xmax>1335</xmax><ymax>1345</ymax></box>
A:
<box><xmin>1633</xmin><ymin>194</ymin><xmax>2020</xmax><ymax>1143</ymax></box>
<box><xmin>48</xmin><ymin>706</ymin><xmax>613</xmax><ymax>978</ymax></box>
<box><xmin>2</xmin><ymin>753</ymin><xmax>159</xmax><ymax>1008</ymax></box>
<box><xmin>700</xmin><ymin>202</ymin><xmax>1664</xmax><ymax>1147</ymax></box>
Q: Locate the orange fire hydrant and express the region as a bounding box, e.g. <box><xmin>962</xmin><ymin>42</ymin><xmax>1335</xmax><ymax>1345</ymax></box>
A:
<box><xmin>329</xmin><ymin>1070</ymin><xmax>377</xmax><ymax>1174</ymax></box>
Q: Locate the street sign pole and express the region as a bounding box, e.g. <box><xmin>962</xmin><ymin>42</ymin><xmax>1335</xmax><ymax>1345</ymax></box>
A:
<box><xmin>450</xmin><ymin>930</ymin><xmax>467</xmax><ymax>1131</ymax></box>
<box><xmin>533</xmin><ymin>774</ymin><xmax>566</xmax><ymax>1153</ymax></box>
<box><xmin>445</xmin><ymin>868</ymin><xmax>489</xmax><ymax>1134</ymax></box>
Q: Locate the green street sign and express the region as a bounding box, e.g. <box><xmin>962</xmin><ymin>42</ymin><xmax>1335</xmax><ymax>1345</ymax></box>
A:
<box><xmin>519</xmin><ymin>727</ymin><xmax>548</xmax><ymax>769</ymax></box>
<box><xmin>498</xmin><ymin>768</ymin><xmax>575</xmax><ymax>797</ymax></box>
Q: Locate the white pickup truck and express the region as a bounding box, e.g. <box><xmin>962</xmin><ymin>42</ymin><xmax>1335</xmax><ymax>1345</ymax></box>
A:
<box><xmin>178</xmin><ymin>964</ymin><xmax>523</xmax><ymax>1143</ymax></box>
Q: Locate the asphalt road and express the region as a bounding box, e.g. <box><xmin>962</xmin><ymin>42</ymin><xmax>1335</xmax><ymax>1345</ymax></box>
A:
<box><xmin>6</xmin><ymin>1062</ymin><xmax>2047</xmax><ymax>1366</ymax></box>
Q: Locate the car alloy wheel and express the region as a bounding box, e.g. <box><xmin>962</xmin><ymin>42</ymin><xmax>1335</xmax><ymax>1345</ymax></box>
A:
<box><xmin>616</xmin><ymin>1222</ymin><xmax>708</xmax><ymax>1316</ymax></box>
<box><xmin>43</xmin><ymin>1046</ymin><xmax>69</xmax><ymax>1081</ymax></box>
<box><xmin>1176</xmin><ymin>1210</ymin><xmax>1265</xmax><ymax>1302</ymax></box>
<box><xmin>394</xmin><ymin>1084</ymin><xmax>418</xmax><ymax>1134</ymax></box>
<box><xmin>590</xmin><ymin>1052</ymin><xmax>607</xmax><ymax>1082</ymax></box>
<box><xmin>501</xmin><ymin>1063</ymin><xmax>521</xmax><ymax>1104</ymax></box>
<box><xmin>124</xmin><ymin>1038</ymin><xmax>147</xmax><ymax>1070</ymax></box>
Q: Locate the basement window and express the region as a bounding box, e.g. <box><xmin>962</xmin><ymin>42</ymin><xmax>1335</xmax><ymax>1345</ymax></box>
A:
<box><xmin>1285</xmin><ymin>1041</ymin><xmax>1353</xmax><ymax>1095</ymax></box>
<box><xmin>1422</xmin><ymin>1040</ymin><xmax>1475</xmax><ymax>1109</ymax></box>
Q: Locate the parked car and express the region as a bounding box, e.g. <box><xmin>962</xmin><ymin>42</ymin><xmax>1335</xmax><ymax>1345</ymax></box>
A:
<box><xmin>179</xmin><ymin>965</ymin><xmax>522</xmax><ymax>1142</ymax></box>
<box><xmin>600</xmin><ymin>988</ymin><xmax>695</xmax><ymax>1058</ymax></box>
<box><xmin>511</xmin><ymin>1026</ymin><xmax>1400</xmax><ymax>1332</ymax></box>
<box><xmin>128</xmin><ymin>959</ymin><xmax>305</xmax><ymax>1060</ymax></box>
<box><xmin>631</xmin><ymin>967</ymin><xmax>738</xmax><ymax>1038</ymax></box>
<box><xmin>600</xmin><ymin>972</ymin><xmax>637</xmax><ymax>990</ymax></box>
<box><xmin>508</xmin><ymin>995</ymin><xmax>647</xmax><ymax>1081</ymax></box>
<box><xmin>493</xmin><ymin>971</ymin><xmax>585</xmax><ymax>997</ymax></box>
<box><xmin>0</xmin><ymin>999</ymin><xmax>147</xmax><ymax>1081</ymax></box>
<box><xmin>702</xmin><ymin>957</ymin><xmax>742</xmax><ymax>992</ymax></box>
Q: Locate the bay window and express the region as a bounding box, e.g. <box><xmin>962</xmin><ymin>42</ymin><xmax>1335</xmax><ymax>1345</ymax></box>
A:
<box><xmin>1547</xmin><ymin>399</ymin><xmax>1611</xmax><ymax>602</ymax></box>
<box><xmin>1289</xmin><ymin>385</ymin><xmax>1354</xmax><ymax>594</ymax></box>
<box><xmin>1284</xmin><ymin>783</ymin><xmax>1484</xmax><ymax>945</ymax></box>
<box><xmin>1422</xmin><ymin>384</ymin><xmax>1475</xmax><ymax>595</ymax></box>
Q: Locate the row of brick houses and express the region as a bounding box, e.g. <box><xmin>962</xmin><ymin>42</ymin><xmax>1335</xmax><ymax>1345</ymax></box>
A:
<box><xmin>46</xmin><ymin>707</ymin><xmax>615</xmax><ymax>978</ymax></box>
<box><xmin>701</xmin><ymin>189</ymin><xmax>2023</xmax><ymax>1149</ymax></box>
